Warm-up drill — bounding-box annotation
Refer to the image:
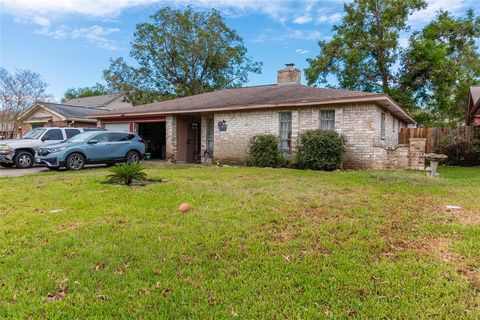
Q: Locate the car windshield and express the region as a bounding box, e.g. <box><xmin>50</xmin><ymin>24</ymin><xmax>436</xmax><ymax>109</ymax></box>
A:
<box><xmin>65</xmin><ymin>132</ymin><xmax>94</xmax><ymax>143</ymax></box>
<box><xmin>23</xmin><ymin>128</ymin><xmax>46</xmax><ymax>139</ymax></box>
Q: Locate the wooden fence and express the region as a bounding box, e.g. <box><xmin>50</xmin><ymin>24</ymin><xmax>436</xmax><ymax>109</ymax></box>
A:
<box><xmin>399</xmin><ymin>126</ymin><xmax>480</xmax><ymax>153</ymax></box>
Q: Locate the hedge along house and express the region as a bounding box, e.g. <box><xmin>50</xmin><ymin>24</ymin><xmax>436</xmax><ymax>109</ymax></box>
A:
<box><xmin>91</xmin><ymin>64</ymin><xmax>425</xmax><ymax>169</ymax></box>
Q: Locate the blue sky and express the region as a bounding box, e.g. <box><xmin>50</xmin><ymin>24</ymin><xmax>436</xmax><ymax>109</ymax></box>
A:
<box><xmin>0</xmin><ymin>0</ymin><xmax>477</xmax><ymax>101</ymax></box>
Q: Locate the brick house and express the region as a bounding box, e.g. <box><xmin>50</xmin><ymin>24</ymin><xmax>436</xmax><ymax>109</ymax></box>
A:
<box><xmin>91</xmin><ymin>64</ymin><xmax>424</xmax><ymax>169</ymax></box>
<box><xmin>18</xmin><ymin>93</ymin><xmax>132</xmax><ymax>136</ymax></box>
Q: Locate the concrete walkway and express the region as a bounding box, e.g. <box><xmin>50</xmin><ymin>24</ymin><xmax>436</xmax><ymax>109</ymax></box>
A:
<box><xmin>0</xmin><ymin>166</ymin><xmax>49</xmax><ymax>178</ymax></box>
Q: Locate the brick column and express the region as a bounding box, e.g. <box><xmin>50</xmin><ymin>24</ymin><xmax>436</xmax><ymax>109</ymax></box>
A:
<box><xmin>166</xmin><ymin>115</ymin><xmax>177</xmax><ymax>162</ymax></box>
<box><xmin>408</xmin><ymin>138</ymin><xmax>426</xmax><ymax>170</ymax></box>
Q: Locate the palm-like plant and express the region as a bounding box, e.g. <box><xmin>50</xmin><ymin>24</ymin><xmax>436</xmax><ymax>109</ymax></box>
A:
<box><xmin>107</xmin><ymin>163</ymin><xmax>147</xmax><ymax>185</ymax></box>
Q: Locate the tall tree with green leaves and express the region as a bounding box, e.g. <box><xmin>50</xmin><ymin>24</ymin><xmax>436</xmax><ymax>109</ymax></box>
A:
<box><xmin>62</xmin><ymin>83</ymin><xmax>111</xmax><ymax>102</ymax></box>
<box><xmin>400</xmin><ymin>10</ymin><xmax>480</xmax><ymax>126</ymax></box>
<box><xmin>305</xmin><ymin>0</ymin><xmax>426</xmax><ymax>94</ymax></box>
<box><xmin>103</xmin><ymin>7</ymin><xmax>261</xmax><ymax>105</ymax></box>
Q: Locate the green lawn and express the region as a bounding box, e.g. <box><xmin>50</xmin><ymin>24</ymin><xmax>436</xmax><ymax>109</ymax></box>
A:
<box><xmin>0</xmin><ymin>165</ymin><xmax>479</xmax><ymax>319</ymax></box>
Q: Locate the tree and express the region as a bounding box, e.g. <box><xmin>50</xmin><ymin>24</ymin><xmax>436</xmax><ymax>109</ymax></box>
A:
<box><xmin>62</xmin><ymin>83</ymin><xmax>111</xmax><ymax>102</ymax></box>
<box><xmin>103</xmin><ymin>58</ymin><xmax>168</xmax><ymax>106</ymax></box>
<box><xmin>0</xmin><ymin>68</ymin><xmax>51</xmax><ymax>138</ymax></box>
<box><xmin>103</xmin><ymin>7</ymin><xmax>261</xmax><ymax>105</ymax></box>
<box><xmin>400</xmin><ymin>10</ymin><xmax>480</xmax><ymax>126</ymax></box>
<box><xmin>305</xmin><ymin>0</ymin><xmax>426</xmax><ymax>94</ymax></box>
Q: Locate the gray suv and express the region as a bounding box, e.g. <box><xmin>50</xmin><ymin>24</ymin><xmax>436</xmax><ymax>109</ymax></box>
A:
<box><xmin>0</xmin><ymin>127</ymin><xmax>104</xmax><ymax>169</ymax></box>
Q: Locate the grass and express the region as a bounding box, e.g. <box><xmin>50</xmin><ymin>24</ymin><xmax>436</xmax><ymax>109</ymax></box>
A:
<box><xmin>0</xmin><ymin>164</ymin><xmax>479</xmax><ymax>319</ymax></box>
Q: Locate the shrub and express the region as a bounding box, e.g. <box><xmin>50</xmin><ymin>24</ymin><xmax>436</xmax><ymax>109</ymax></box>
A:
<box><xmin>438</xmin><ymin>128</ymin><xmax>480</xmax><ymax>166</ymax></box>
<box><xmin>107</xmin><ymin>163</ymin><xmax>147</xmax><ymax>185</ymax></box>
<box><xmin>295</xmin><ymin>130</ymin><xmax>346</xmax><ymax>171</ymax></box>
<box><xmin>246</xmin><ymin>134</ymin><xmax>286</xmax><ymax>167</ymax></box>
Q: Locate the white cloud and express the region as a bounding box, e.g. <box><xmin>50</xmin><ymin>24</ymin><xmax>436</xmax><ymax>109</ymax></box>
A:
<box><xmin>253</xmin><ymin>27</ymin><xmax>323</xmax><ymax>43</ymax></box>
<box><xmin>293</xmin><ymin>15</ymin><xmax>313</xmax><ymax>24</ymax></box>
<box><xmin>410</xmin><ymin>0</ymin><xmax>476</xmax><ymax>24</ymax></box>
<box><xmin>295</xmin><ymin>48</ymin><xmax>309</xmax><ymax>54</ymax></box>
<box><xmin>36</xmin><ymin>24</ymin><xmax>120</xmax><ymax>50</ymax></box>
<box><xmin>316</xmin><ymin>12</ymin><xmax>342</xmax><ymax>24</ymax></box>
<box><xmin>0</xmin><ymin>0</ymin><xmax>301</xmax><ymax>21</ymax></box>
<box><xmin>32</xmin><ymin>16</ymin><xmax>50</xmax><ymax>28</ymax></box>
<box><xmin>285</xmin><ymin>28</ymin><xmax>322</xmax><ymax>41</ymax></box>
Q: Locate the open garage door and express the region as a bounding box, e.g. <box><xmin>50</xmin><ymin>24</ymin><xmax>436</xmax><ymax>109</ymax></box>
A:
<box><xmin>105</xmin><ymin>122</ymin><xmax>130</xmax><ymax>132</ymax></box>
<box><xmin>137</xmin><ymin>122</ymin><xmax>166</xmax><ymax>159</ymax></box>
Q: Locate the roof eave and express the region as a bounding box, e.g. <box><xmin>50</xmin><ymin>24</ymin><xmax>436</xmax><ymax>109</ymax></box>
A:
<box><xmin>65</xmin><ymin>118</ymin><xmax>98</xmax><ymax>123</ymax></box>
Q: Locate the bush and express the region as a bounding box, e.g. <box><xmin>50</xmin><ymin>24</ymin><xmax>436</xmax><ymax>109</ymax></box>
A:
<box><xmin>246</xmin><ymin>134</ymin><xmax>286</xmax><ymax>167</ymax></box>
<box><xmin>107</xmin><ymin>163</ymin><xmax>147</xmax><ymax>185</ymax></box>
<box><xmin>438</xmin><ymin>128</ymin><xmax>480</xmax><ymax>166</ymax></box>
<box><xmin>295</xmin><ymin>130</ymin><xmax>346</xmax><ymax>171</ymax></box>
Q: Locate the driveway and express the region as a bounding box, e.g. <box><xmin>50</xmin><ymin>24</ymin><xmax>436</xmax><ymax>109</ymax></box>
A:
<box><xmin>0</xmin><ymin>166</ymin><xmax>49</xmax><ymax>178</ymax></box>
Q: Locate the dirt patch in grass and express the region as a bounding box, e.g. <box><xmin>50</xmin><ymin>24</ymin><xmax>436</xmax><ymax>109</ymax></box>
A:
<box><xmin>272</xmin><ymin>228</ymin><xmax>299</xmax><ymax>244</ymax></box>
<box><xmin>294</xmin><ymin>206</ymin><xmax>357</xmax><ymax>223</ymax></box>
<box><xmin>383</xmin><ymin>235</ymin><xmax>480</xmax><ymax>291</ymax></box>
<box><xmin>440</xmin><ymin>207</ymin><xmax>480</xmax><ymax>226</ymax></box>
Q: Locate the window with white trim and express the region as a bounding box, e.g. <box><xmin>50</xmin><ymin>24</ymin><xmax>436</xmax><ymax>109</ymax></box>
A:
<box><xmin>279</xmin><ymin>112</ymin><xmax>292</xmax><ymax>155</ymax></box>
<box><xmin>320</xmin><ymin>110</ymin><xmax>335</xmax><ymax>131</ymax></box>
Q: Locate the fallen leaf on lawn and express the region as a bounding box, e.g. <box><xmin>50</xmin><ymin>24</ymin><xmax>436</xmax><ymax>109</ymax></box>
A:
<box><xmin>155</xmin><ymin>281</ymin><xmax>161</xmax><ymax>288</ymax></box>
<box><xmin>282</xmin><ymin>254</ymin><xmax>292</xmax><ymax>262</ymax></box>
<box><xmin>94</xmin><ymin>262</ymin><xmax>106</xmax><ymax>270</ymax></box>
<box><xmin>139</xmin><ymin>288</ymin><xmax>150</xmax><ymax>295</ymax></box>
<box><xmin>97</xmin><ymin>294</ymin><xmax>108</xmax><ymax>301</ymax></box>
<box><xmin>47</xmin><ymin>286</ymin><xmax>68</xmax><ymax>301</ymax></box>
<box><xmin>161</xmin><ymin>288</ymin><xmax>172</xmax><ymax>297</ymax></box>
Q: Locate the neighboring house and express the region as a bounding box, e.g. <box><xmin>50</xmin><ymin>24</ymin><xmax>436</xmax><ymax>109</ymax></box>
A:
<box><xmin>465</xmin><ymin>85</ymin><xmax>480</xmax><ymax>126</ymax></box>
<box><xmin>18</xmin><ymin>102</ymin><xmax>102</xmax><ymax>136</ymax></box>
<box><xmin>91</xmin><ymin>64</ymin><xmax>424</xmax><ymax>169</ymax></box>
<box><xmin>63</xmin><ymin>93</ymin><xmax>133</xmax><ymax>110</ymax></box>
<box><xmin>18</xmin><ymin>93</ymin><xmax>133</xmax><ymax>136</ymax></box>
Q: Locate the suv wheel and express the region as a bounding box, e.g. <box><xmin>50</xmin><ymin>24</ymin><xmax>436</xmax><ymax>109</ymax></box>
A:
<box><xmin>66</xmin><ymin>153</ymin><xmax>85</xmax><ymax>171</ymax></box>
<box><xmin>14</xmin><ymin>151</ymin><xmax>34</xmax><ymax>169</ymax></box>
<box><xmin>125</xmin><ymin>151</ymin><xmax>140</xmax><ymax>164</ymax></box>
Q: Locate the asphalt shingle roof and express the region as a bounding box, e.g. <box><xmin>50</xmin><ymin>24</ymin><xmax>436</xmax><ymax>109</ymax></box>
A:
<box><xmin>42</xmin><ymin>102</ymin><xmax>105</xmax><ymax>119</ymax></box>
<box><xmin>63</xmin><ymin>93</ymin><xmax>124</xmax><ymax>108</ymax></box>
<box><xmin>91</xmin><ymin>83</ymin><xmax>415</xmax><ymax>123</ymax></box>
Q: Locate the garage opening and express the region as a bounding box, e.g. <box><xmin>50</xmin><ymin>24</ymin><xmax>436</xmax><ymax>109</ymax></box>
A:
<box><xmin>137</xmin><ymin>122</ymin><xmax>166</xmax><ymax>159</ymax></box>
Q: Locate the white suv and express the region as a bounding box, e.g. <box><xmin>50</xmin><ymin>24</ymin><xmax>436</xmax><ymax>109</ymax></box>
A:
<box><xmin>0</xmin><ymin>127</ymin><xmax>104</xmax><ymax>169</ymax></box>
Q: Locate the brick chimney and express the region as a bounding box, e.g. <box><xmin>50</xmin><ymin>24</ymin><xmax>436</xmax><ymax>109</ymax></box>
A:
<box><xmin>277</xmin><ymin>63</ymin><xmax>301</xmax><ymax>85</ymax></box>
